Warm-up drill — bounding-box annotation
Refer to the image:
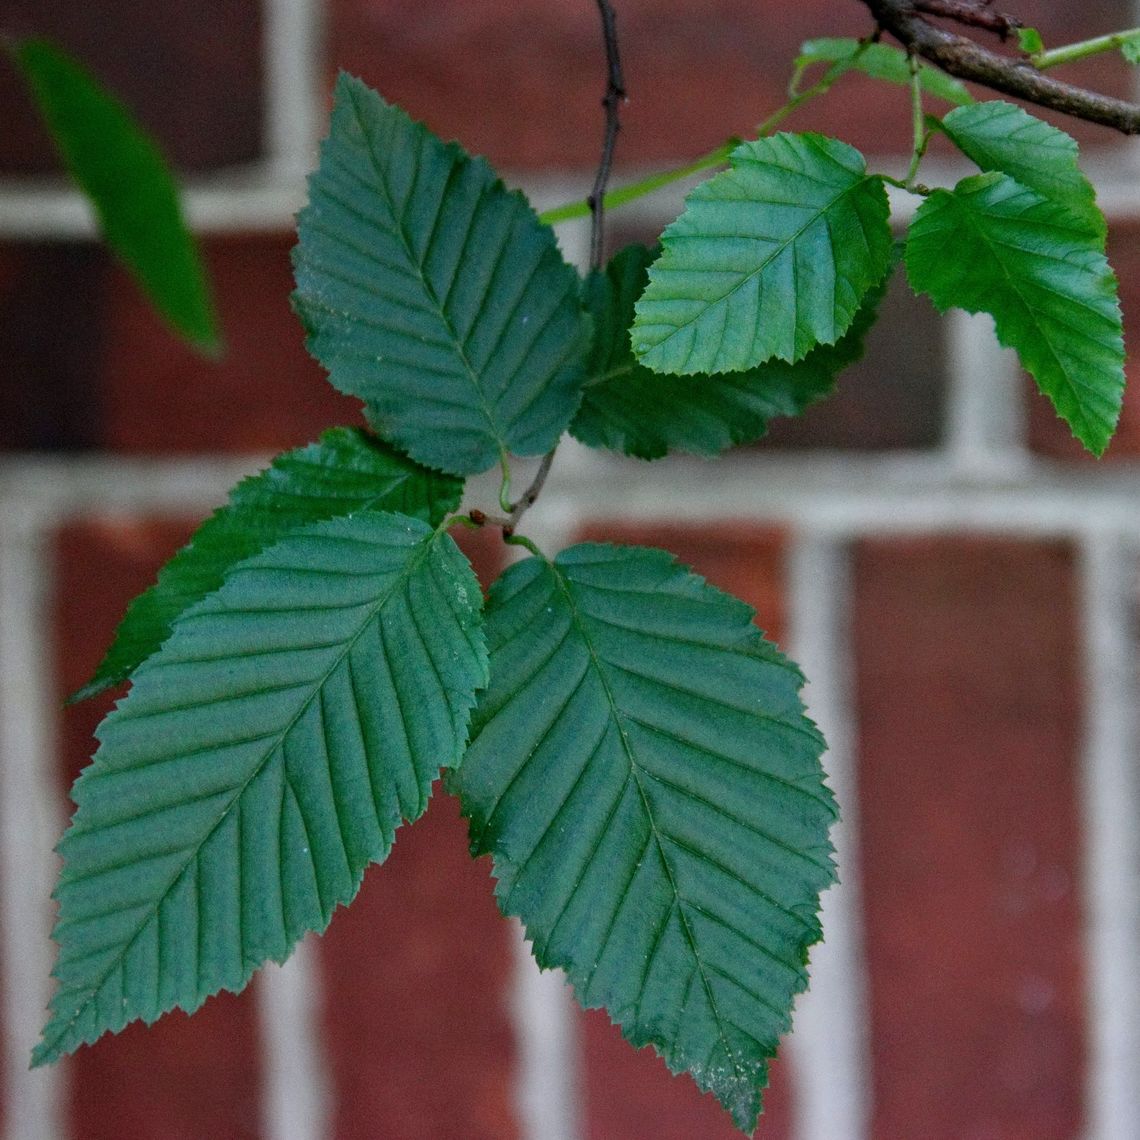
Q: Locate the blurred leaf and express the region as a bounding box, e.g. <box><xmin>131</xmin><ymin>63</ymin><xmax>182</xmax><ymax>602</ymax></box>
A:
<box><xmin>11</xmin><ymin>38</ymin><xmax>220</xmax><ymax>353</ymax></box>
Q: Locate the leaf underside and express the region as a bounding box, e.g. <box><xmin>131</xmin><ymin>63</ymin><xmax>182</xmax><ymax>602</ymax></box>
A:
<box><xmin>456</xmin><ymin>543</ymin><xmax>836</xmax><ymax>1133</ymax></box>
<box><xmin>11</xmin><ymin>38</ymin><xmax>219</xmax><ymax>352</ymax></box>
<box><xmin>632</xmin><ymin>131</ymin><xmax>893</xmax><ymax>374</ymax></box>
<box><xmin>573</xmin><ymin>243</ymin><xmax>891</xmax><ymax>459</ymax></box>
<box><xmin>939</xmin><ymin>100</ymin><xmax>1105</xmax><ymax>243</ymax></box>
<box><xmin>905</xmin><ymin>172</ymin><xmax>1124</xmax><ymax>455</ymax></box>
<box><xmin>36</xmin><ymin>511</ymin><xmax>488</xmax><ymax>1066</ymax></box>
<box><xmin>293</xmin><ymin>73</ymin><xmax>589</xmax><ymax>475</ymax></box>
<box><xmin>73</xmin><ymin>428</ymin><xmax>463</xmax><ymax>703</ymax></box>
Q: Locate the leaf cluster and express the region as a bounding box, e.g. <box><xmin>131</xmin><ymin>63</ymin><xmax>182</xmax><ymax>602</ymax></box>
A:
<box><xmin>34</xmin><ymin>28</ymin><xmax>1130</xmax><ymax>1137</ymax></box>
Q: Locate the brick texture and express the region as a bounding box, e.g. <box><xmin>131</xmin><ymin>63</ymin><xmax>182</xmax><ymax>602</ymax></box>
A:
<box><xmin>0</xmin><ymin>1</ymin><xmax>264</xmax><ymax>173</ymax></box>
<box><xmin>575</xmin><ymin>522</ymin><xmax>793</xmax><ymax>1140</ymax></box>
<box><xmin>853</xmin><ymin>536</ymin><xmax>1087</xmax><ymax>1140</ymax></box>
<box><xmin>317</xmin><ymin>793</ymin><xmax>519</xmax><ymax>1140</ymax></box>
<box><xmin>101</xmin><ymin>234</ymin><xmax>363</xmax><ymax>454</ymax></box>
<box><xmin>0</xmin><ymin>242</ymin><xmax>108</xmax><ymax>451</ymax></box>
<box><xmin>328</xmin><ymin>0</ymin><xmax>1134</xmax><ymax>173</ymax></box>
<box><xmin>0</xmin><ymin>234</ymin><xmax>363</xmax><ymax>456</ymax></box>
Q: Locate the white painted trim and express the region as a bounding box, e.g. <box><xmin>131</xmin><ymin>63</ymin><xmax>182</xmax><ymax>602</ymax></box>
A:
<box><xmin>1077</xmin><ymin>532</ymin><xmax>1140</xmax><ymax>1140</ymax></box>
<box><xmin>786</xmin><ymin>533</ymin><xmax>870</xmax><ymax>1140</ymax></box>
<box><xmin>263</xmin><ymin>0</ymin><xmax>324</xmax><ymax>185</ymax></box>
<box><xmin>0</xmin><ymin>180</ymin><xmax>306</xmax><ymax>239</ymax></box>
<box><xmin>943</xmin><ymin>309</ymin><xmax>1029</xmax><ymax>480</ymax></box>
<box><xmin>0</xmin><ymin>507</ymin><xmax>68</xmax><ymax>1140</ymax></box>
<box><xmin>256</xmin><ymin>937</ymin><xmax>332</xmax><ymax>1140</ymax></box>
<box><xmin>510</xmin><ymin>926</ymin><xmax>583</xmax><ymax>1140</ymax></box>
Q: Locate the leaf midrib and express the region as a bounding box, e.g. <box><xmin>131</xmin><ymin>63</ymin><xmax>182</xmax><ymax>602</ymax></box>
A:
<box><xmin>343</xmin><ymin>83</ymin><xmax>504</xmax><ymax>463</ymax></box>
<box><xmin>546</xmin><ymin>558</ymin><xmax>752</xmax><ymax>1096</ymax></box>
<box><xmin>944</xmin><ymin>182</ymin><xmax>1111</xmax><ymax>441</ymax></box>
<box><xmin>41</xmin><ymin>521</ymin><xmax>441</xmax><ymax>1062</ymax></box>
<box><xmin>643</xmin><ymin>167</ymin><xmax>877</xmax><ymax>353</ymax></box>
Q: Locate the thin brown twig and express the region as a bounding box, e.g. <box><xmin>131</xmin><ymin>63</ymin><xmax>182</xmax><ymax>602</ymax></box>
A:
<box><xmin>588</xmin><ymin>0</ymin><xmax>627</xmax><ymax>271</ymax></box>
<box><xmin>912</xmin><ymin>0</ymin><xmax>1019</xmax><ymax>39</ymax></box>
<box><xmin>861</xmin><ymin>0</ymin><xmax>1140</xmax><ymax>134</ymax></box>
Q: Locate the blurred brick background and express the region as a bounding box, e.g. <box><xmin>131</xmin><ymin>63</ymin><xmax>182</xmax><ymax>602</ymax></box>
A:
<box><xmin>1</xmin><ymin>1</ymin><xmax>1139</xmax><ymax>1138</ymax></box>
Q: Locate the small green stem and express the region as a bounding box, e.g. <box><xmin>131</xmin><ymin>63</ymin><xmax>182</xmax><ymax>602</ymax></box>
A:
<box><xmin>904</xmin><ymin>52</ymin><xmax>930</xmax><ymax>186</ymax></box>
<box><xmin>539</xmin><ymin>145</ymin><xmax>732</xmax><ymax>226</ymax></box>
<box><xmin>504</xmin><ymin>533</ymin><xmax>544</xmax><ymax>558</ymax></box>
<box><xmin>498</xmin><ymin>456</ymin><xmax>513</xmax><ymax>514</ymax></box>
<box><xmin>538</xmin><ymin>55</ymin><xmax>858</xmax><ymax>227</ymax></box>
<box><xmin>1031</xmin><ymin>27</ymin><xmax>1140</xmax><ymax>71</ymax></box>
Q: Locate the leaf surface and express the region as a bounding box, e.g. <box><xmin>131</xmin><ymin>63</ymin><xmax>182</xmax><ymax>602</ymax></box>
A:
<box><xmin>74</xmin><ymin>428</ymin><xmax>463</xmax><ymax>702</ymax></box>
<box><xmin>906</xmin><ymin>171</ymin><xmax>1124</xmax><ymax>455</ymax></box>
<box><xmin>36</xmin><ymin>511</ymin><xmax>488</xmax><ymax>1065</ymax></box>
<box><xmin>11</xmin><ymin>39</ymin><xmax>219</xmax><ymax>352</ymax></box>
<box><xmin>796</xmin><ymin>37</ymin><xmax>974</xmax><ymax>105</ymax></box>
<box><xmin>456</xmin><ymin>544</ymin><xmax>836</xmax><ymax>1132</ymax></box>
<box><xmin>293</xmin><ymin>73</ymin><xmax>589</xmax><ymax>475</ymax></box>
<box><xmin>632</xmin><ymin>133</ymin><xmax>892</xmax><ymax>373</ymax></box>
<box><xmin>939</xmin><ymin>101</ymin><xmax>1105</xmax><ymax>242</ymax></box>
<box><xmin>574</xmin><ymin>244</ymin><xmax>890</xmax><ymax>459</ymax></box>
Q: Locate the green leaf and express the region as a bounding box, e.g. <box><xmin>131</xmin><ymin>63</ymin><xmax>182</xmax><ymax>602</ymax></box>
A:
<box><xmin>1016</xmin><ymin>27</ymin><xmax>1045</xmax><ymax>55</ymax></box>
<box><xmin>455</xmin><ymin>544</ymin><xmax>836</xmax><ymax>1133</ymax></box>
<box><xmin>796</xmin><ymin>37</ymin><xmax>974</xmax><ymax>105</ymax></box>
<box><xmin>1121</xmin><ymin>32</ymin><xmax>1140</xmax><ymax>64</ymax></box>
<box><xmin>906</xmin><ymin>172</ymin><xmax>1124</xmax><ymax>455</ymax></box>
<box><xmin>293</xmin><ymin>73</ymin><xmax>589</xmax><ymax>476</ymax></box>
<box><xmin>10</xmin><ymin>39</ymin><xmax>219</xmax><ymax>353</ymax></box>
<box><xmin>35</xmin><ymin>510</ymin><xmax>488</xmax><ymax>1066</ymax></box>
<box><xmin>632</xmin><ymin>133</ymin><xmax>892</xmax><ymax>373</ymax></box>
<box><xmin>573</xmin><ymin>244</ymin><xmax>890</xmax><ymax>459</ymax></box>
<box><xmin>73</xmin><ymin>428</ymin><xmax>463</xmax><ymax>703</ymax></box>
<box><xmin>939</xmin><ymin>101</ymin><xmax>1105</xmax><ymax>243</ymax></box>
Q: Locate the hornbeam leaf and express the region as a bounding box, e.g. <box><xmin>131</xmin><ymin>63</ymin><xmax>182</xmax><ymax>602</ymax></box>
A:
<box><xmin>573</xmin><ymin>243</ymin><xmax>890</xmax><ymax>459</ymax></box>
<box><xmin>906</xmin><ymin>171</ymin><xmax>1124</xmax><ymax>455</ymax></box>
<box><xmin>939</xmin><ymin>101</ymin><xmax>1106</xmax><ymax>244</ymax></box>
<box><xmin>455</xmin><ymin>544</ymin><xmax>836</xmax><ymax>1133</ymax></box>
<box><xmin>632</xmin><ymin>132</ymin><xmax>892</xmax><ymax>373</ymax></box>
<box><xmin>73</xmin><ymin>428</ymin><xmax>463</xmax><ymax>703</ymax></box>
<box><xmin>293</xmin><ymin>73</ymin><xmax>590</xmax><ymax>475</ymax></box>
<box><xmin>35</xmin><ymin>511</ymin><xmax>488</xmax><ymax>1065</ymax></box>
<box><xmin>10</xmin><ymin>39</ymin><xmax>219</xmax><ymax>352</ymax></box>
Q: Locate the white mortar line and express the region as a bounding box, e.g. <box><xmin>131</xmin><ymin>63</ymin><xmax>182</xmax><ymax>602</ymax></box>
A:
<box><xmin>255</xmin><ymin>937</ymin><xmax>331</xmax><ymax>1140</ymax></box>
<box><xmin>509</xmin><ymin>925</ymin><xmax>584</xmax><ymax>1140</ymax></box>
<box><xmin>1077</xmin><ymin>531</ymin><xmax>1140</xmax><ymax>1140</ymax></box>
<box><xmin>263</xmin><ymin>0</ymin><xmax>324</xmax><ymax>185</ymax></box>
<box><xmin>943</xmin><ymin>309</ymin><xmax>1030</xmax><ymax>479</ymax></box>
<box><xmin>786</xmin><ymin>532</ymin><xmax>870</xmax><ymax>1140</ymax></box>
<box><xmin>0</xmin><ymin>506</ymin><xmax>68</xmax><ymax>1140</ymax></box>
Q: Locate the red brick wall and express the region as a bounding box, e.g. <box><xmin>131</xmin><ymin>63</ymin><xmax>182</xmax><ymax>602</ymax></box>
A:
<box><xmin>2</xmin><ymin>2</ymin><xmax>1139</xmax><ymax>1138</ymax></box>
